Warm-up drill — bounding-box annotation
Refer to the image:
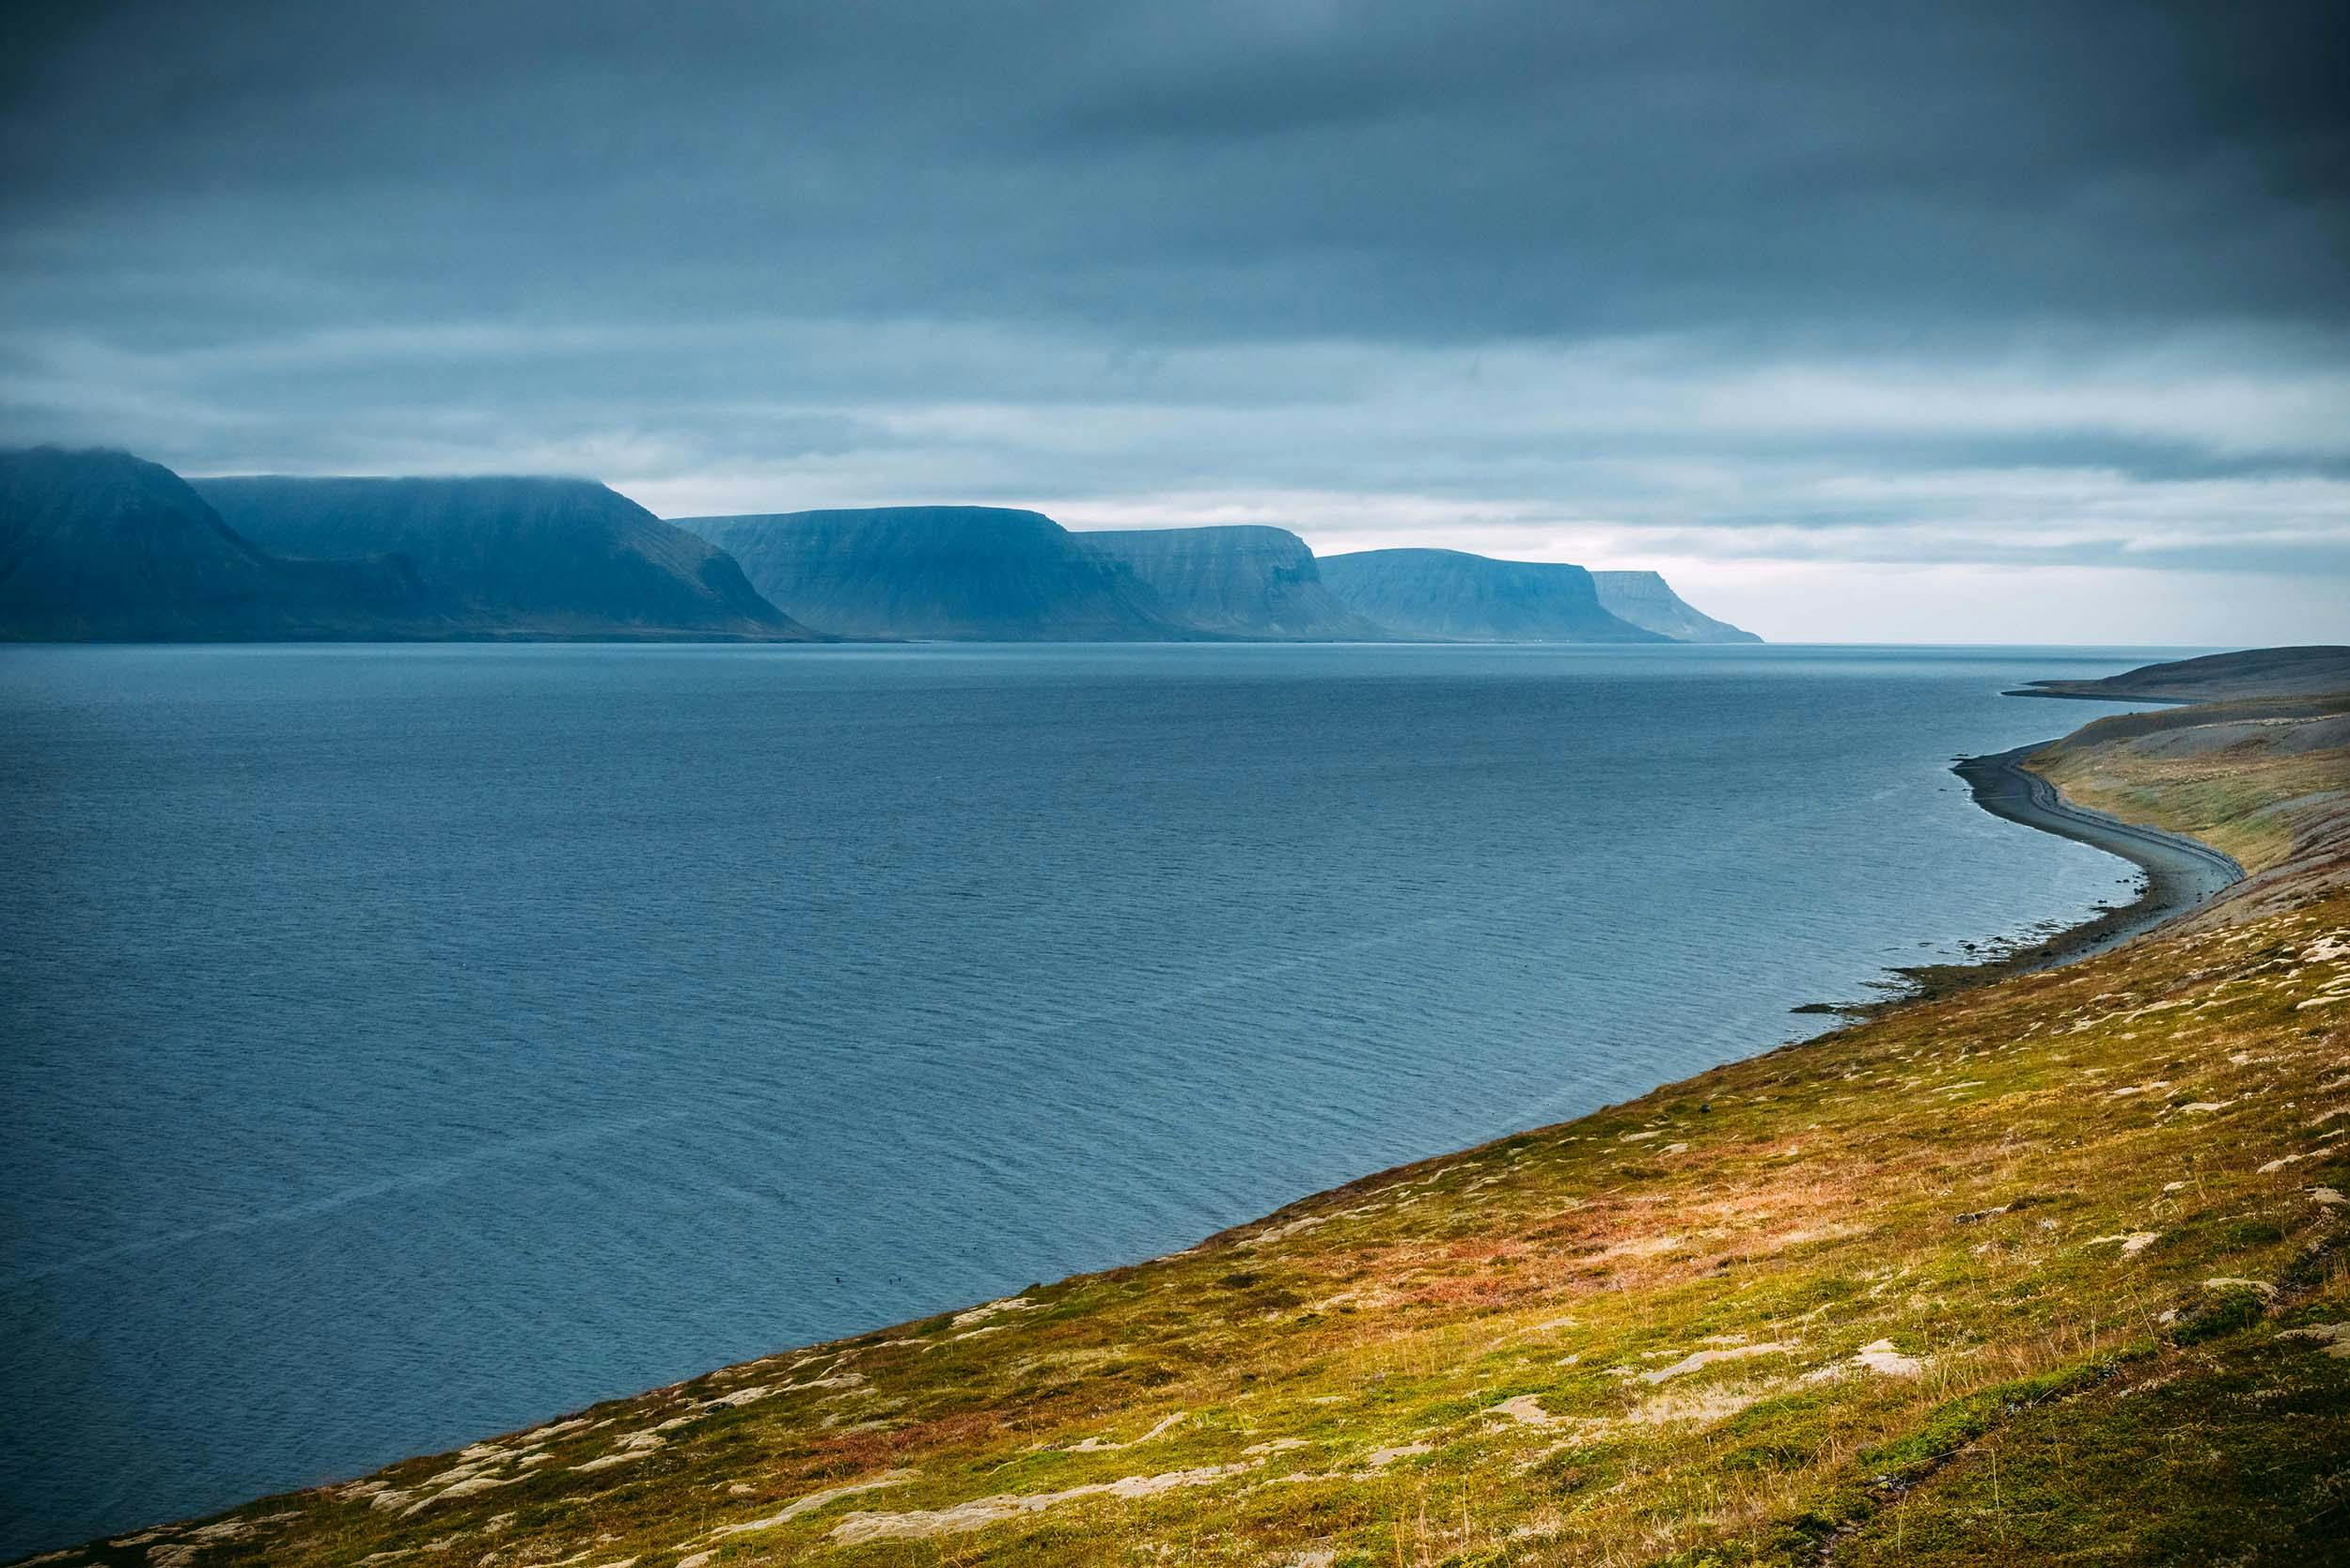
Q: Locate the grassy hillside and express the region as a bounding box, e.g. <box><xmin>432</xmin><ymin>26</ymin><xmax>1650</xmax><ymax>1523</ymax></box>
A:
<box><xmin>39</xmin><ymin>695</ymin><xmax>2350</xmax><ymax>1568</ymax></box>
<box><xmin>2032</xmin><ymin>691</ymin><xmax>2350</xmax><ymax>900</ymax></box>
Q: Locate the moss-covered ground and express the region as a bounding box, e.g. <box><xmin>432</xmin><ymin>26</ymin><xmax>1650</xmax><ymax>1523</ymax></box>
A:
<box><xmin>30</xmin><ymin>694</ymin><xmax>2350</xmax><ymax>1568</ymax></box>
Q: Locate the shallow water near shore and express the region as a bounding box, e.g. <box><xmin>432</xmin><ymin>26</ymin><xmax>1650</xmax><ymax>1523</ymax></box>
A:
<box><xmin>0</xmin><ymin>641</ymin><xmax>2184</xmax><ymax>1554</ymax></box>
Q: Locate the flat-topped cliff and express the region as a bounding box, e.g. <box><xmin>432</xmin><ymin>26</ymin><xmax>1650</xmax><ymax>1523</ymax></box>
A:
<box><xmin>1077</xmin><ymin>525</ymin><xmax>1383</xmax><ymax>639</ymax></box>
<box><xmin>197</xmin><ymin>475</ymin><xmax>810</xmax><ymax>639</ymax></box>
<box><xmin>679</xmin><ymin>507</ymin><xmax>1187</xmax><ymax>640</ymax></box>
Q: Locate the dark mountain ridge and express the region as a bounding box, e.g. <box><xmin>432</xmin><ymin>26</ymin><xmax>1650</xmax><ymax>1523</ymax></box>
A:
<box><xmin>0</xmin><ymin>447</ymin><xmax>426</xmax><ymax>640</ymax></box>
<box><xmin>196</xmin><ymin>475</ymin><xmax>811</xmax><ymax>639</ymax></box>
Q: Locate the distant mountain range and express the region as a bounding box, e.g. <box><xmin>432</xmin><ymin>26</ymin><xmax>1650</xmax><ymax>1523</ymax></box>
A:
<box><xmin>1</xmin><ymin>447</ymin><xmax>1760</xmax><ymax>644</ymax></box>
<box><xmin>1317</xmin><ymin>549</ymin><xmax>1664</xmax><ymax>643</ymax></box>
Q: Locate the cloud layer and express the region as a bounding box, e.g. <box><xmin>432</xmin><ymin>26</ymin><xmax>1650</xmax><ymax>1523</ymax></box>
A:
<box><xmin>4</xmin><ymin>0</ymin><xmax>2346</xmax><ymax>639</ymax></box>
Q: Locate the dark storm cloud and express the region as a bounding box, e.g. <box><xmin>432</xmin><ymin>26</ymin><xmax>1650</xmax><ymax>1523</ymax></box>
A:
<box><xmin>2</xmin><ymin>0</ymin><xmax>2346</xmax><ymax>636</ymax></box>
<box><xmin>8</xmin><ymin>0</ymin><xmax>2346</xmax><ymax>339</ymax></box>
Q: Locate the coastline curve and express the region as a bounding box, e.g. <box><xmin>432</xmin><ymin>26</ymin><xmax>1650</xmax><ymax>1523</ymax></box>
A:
<box><xmin>1952</xmin><ymin>741</ymin><xmax>2245</xmax><ymax>968</ymax></box>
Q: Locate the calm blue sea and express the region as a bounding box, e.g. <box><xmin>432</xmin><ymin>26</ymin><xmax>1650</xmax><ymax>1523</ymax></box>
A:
<box><xmin>0</xmin><ymin>642</ymin><xmax>2178</xmax><ymax>1554</ymax></box>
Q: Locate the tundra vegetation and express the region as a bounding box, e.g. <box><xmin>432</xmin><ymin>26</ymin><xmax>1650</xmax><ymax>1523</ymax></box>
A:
<box><xmin>39</xmin><ymin>689</ymin><xmax>2350</xmax><ymax>1568</ymax></box>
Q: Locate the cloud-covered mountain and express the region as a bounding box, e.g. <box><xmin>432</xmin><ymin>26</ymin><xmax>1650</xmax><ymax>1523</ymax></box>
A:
<box><xmin>1317</xmin><ymin>549</ymin><xmax>1668</xmax><ymax>643</ymax></box>
<box><xmin>0</xmin><ymin>447</ymin><xmax>425</xmax><ymax>640</ymax></box>
<box><xmin>1077</xmin><ymin>525</ymin><xmax>1383</xmax><ymax>640</ymax></box>
<box><xmin>195</xmin><ymin>476</ymin><xmax>811</xmax><ymax>639</ymax></box>
<box><xmin>680</xmin><ymin>507</ymin><xmax>1185</xmax><ymax>640</ymax></box>
<box><xmin>1590</xmin><ymin>571</ymin><xmax>1762</xmax><ymax>643</ymax></box>
<box><xmin>0</xmin><ymin>449</ymin><xmax>812</xmax><ymax>641</ymax></box>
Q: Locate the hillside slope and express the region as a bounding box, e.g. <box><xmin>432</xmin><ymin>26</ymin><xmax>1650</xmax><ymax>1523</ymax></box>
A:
<box><xmin>197</xmin><ymin>477</ymin><xmax>810</xmax><ymax>639</ymax></box>
<box><xmin>1078</xmin><ymin>525</ymin><xmax>1384</xmax><ymax>639</ymax></box>
<box><xmin>0</xmin><ymin>447</ymin><xmax>422</xmax><ymax>640</ymax></box>
<box><xmin>1318</xmin><ymin>549</ymin><xmax>1665</xmax><ymax>642</ymax></box>
<box><xmin>679</xmin><ymin>508</ymin><xmax>1185</xmax><ymax>640</ymax></box>
<box><xmin>2011</xmin><ymin>644</ymin><xmax>2350</xmax><ymax>703</ymax></box>
<box><xmin>70</xmin><ymin>657</ymin><xmax>2350</xmax><ymax>1567</ymax></box>
<box><xmin>1590</xmin><ymin>569</ymin><xmax>1762</xmax><ymax>643</ymax></box>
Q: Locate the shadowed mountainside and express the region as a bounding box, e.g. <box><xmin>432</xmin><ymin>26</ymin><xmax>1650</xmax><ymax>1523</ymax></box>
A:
<box><xmin>1076</xmin><ymin>525</ymin><xmax>1384</xmax><ymax>640</ymax></box>
<box><xmin>678</xmin><ymin>507</ymin><xmax>1188</xmax><ymax>641</ymax></box>
<box><xmin>0</xmin><ymin>447</ymin><xmax>426</xmax><ymax>641</ymax></box>
<box><xmin>2010</xmin><ymin>645</ymin><xmax>2350</xmax><ymax>702</ymax></box>
<box><xmin>196</xmin><ymin>476</ymin><xmax>812</xmax><ymax>640</ymax></box>
<box><xmin>1318</xmin><ymin>548</ymin><xmax>1666</xmax><ymax>642</ymax></box>
<box><xmin>73</xmin><ymin>651</ymin><xmax>2350</xmax><ymax>1567</ymax></box>
<box><xmin>1590</xmin><ymin>569</ymin><xmax>1762</xmax><ymax>643</ymax></box>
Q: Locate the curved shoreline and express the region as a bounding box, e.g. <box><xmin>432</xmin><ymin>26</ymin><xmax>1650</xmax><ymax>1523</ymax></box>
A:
<box><xmin>1951</xmin><ymin>740</ymin><xmax>2245</xmax><ymax>968</ymax></box>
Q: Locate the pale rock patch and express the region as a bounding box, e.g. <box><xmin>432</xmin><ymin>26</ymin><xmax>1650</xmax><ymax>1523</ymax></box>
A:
<box><xmin>949</xmin><ymin>1297</ymin><xmax>1036</xmax><ymax>1329</ymax></box>
<box><xmin>828</xmin><ymin>1465</ymin><xmax>1252</xmax><ymax>1544</ymax></box>
<box><xmin>1489</xmin><ymin>1395</ymin><xmax>1563</xmax><ymax>1428</ymax></box>
<box><xmin>1365</xmin><ymin>1443</ymin><xmax>1434</xmax><ymax>1468</ymax></box>
<box><xmin>2300</xmin><ymin>933</ymin><xmax>2350</xmax><ymax>964</ymax></box>
<box><xmin>572</xmin><ymin>1450</ymin><xmax>651</xmax><ymax>1474</ymax></box>
<box><xmin>1639</xmin><ymin>1343</ymin><xmax>1791</xmax><ymax>1384</ymax></box>
<box><xmin>1068</xmin><ymin>1412</ymin><xmax>1185</xmax><ymax>1452</ymax></box>
<box><xmin>400</xmin><ymin>1474</ymin><xmax>512</xmax><ymax>1515</ymax></box>
<box><xmin>1245</xmin><ymin>1215</ymin><xmax>1330</xmax><ymax>1248</ymax></box>
<box><xmin>700</xmin><ymin>1384</ymin><xmax>776</xmax><ymax>1408</ymax></box>
<box><xmin>703</xmin><ymin>1470</ymin><xmax>916</xmax><ymax>1540</ymax></box>
<box><xmin>2279</xmin><ymin>1323</ymin><xmax>2350</xmax><ymax>1358</ymax></box>
<box><xmin>1852</xmin><ymin>1340</ymin><xmax>1926</xmax><ymax>1376</ymax></box>
<box><xmin>2089</xmin><ymin>1232</ymin><xmax>2160</xmax><ymax>1255</ymax></box>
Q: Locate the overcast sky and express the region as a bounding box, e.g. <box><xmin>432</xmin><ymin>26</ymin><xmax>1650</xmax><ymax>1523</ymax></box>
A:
<box><xmin>4</xmin><ymin>1</ymin><xmax>2346</xmax><ymax>641</ymax></box>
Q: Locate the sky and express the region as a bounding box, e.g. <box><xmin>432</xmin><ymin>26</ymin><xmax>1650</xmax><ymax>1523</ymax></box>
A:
<box><xmin>3</xmin><ymin>1</ymin><xmax>2346</xmax><ymax>643</ymax></box>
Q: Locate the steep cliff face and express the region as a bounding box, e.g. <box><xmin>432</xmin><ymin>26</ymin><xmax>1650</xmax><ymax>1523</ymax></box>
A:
<box><xmin>1589</xmin><ymin>571</ymin><xmax>1761</xmax><ymax>643</ymax></box>
<box><xmin>679</xmin><ymin>507</ymin><xmax>1187</xmax><ymax>640</ymax></box>
<box><xmin>1078</xmin><ymin>525</ymin><xmax>1385</xmax><ymax>639</ymax></box>
<box><xmin>1317</xmin><ymin>548</ymin><xmax>1665</xmax><ymax>642</ymax></box>
<box><xmin>197</xmin><ymin>476</ymin><xmax>810</xmax><ymax>638</ymax></box>
<box><xmin>0</xmin><ymin>448</ymin><xmax>423</xmax><ymax>640</ymax></box>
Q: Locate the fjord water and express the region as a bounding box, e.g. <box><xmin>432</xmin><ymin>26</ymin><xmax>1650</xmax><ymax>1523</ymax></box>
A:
<box><xmin>0</xmin><ymin>642</ymin><xmax>2169</xmax><ymax>1554</ymax></box>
